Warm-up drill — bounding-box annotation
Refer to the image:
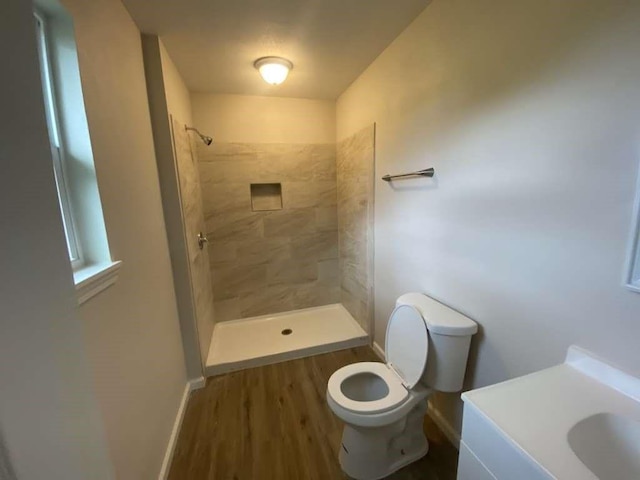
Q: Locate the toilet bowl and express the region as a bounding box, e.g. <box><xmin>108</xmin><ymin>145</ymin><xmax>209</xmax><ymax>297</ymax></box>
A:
<box><xmin>326</xmin><ymin>293</ymin><xmax>477</xmax><ymax>480</ymax></box>
<box><xmin>327</xmin><ymin>361</ymin><xmax>431</xmax><ymax>428</ymax></box>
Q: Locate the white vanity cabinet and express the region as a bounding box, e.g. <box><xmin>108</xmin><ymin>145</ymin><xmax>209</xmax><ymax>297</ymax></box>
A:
<box><xmin>457</xmin><ymin>402</ymin><xmax>552</xmax><ymax>480</ymax></box>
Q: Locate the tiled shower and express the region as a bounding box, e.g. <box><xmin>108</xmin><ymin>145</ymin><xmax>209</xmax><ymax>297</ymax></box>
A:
<box><xmin>198</xmin><ymin>142</ymin><xmax>341</xmax><ymax>321</ymax></box>
<box><xmin>337</xmin><ymin>125</ymin><xmax>375</xmax><ymax>334</ymax></box>
<box><xmin>195</xmin><ymin>125</ymin><xmax>375</xmax><ymax>372</ymax></box>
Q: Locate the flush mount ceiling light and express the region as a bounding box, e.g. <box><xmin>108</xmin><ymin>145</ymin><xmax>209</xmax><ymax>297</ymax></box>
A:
<box><xmin>254</xmin><ymin>56</ymin><xmax>293</xmax><ymax>85</ymax></box>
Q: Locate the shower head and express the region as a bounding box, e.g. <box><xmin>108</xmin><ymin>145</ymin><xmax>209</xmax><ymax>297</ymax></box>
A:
<box><xmin>185</xmin><ymin>126</ymin><xmax>213</xmax><ymax>146</ymax></box>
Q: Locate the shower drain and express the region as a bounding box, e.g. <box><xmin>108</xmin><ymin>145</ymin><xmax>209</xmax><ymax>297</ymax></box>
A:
<box><xmin>281</xmin><ymin>328</ymin><xmax>293</xmax><ymax>336</ymax></box>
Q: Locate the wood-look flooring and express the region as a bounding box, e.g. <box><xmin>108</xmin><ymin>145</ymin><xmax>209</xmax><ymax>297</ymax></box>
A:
<box><xmin>168</xmin><ymin>347</ymin><xmax>458</xmax><ymax>480</ymax></box>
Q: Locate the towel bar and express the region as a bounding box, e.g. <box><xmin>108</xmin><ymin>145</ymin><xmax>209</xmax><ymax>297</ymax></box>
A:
<box><xmin>382</xmin><ymin>168</ymin><xmax>434</xmax><ymax>182</ymax></box>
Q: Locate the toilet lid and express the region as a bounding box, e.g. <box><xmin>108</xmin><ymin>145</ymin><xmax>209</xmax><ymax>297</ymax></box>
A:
<box><xmin>385</xmin><ymin>304</ymin><xmax>429</xmax><ymax>389</ymax></box>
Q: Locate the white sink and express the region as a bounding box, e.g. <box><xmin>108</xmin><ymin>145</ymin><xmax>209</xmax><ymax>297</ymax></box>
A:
<box><xmin>460</xmin><ymin>346</ymin><xmax>640</xmax><ymax>480</ymax></box>
<box><xmin>568</xmin><ymin>413</ymin><xmax>640</xmax><ymax>480</ymax></box>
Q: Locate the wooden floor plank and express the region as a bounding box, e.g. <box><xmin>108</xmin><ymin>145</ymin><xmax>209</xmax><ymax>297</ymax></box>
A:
<box><xmin>168</xmin><ymin>347</ymin><xmax>458</xmax><ymax>480</ymax></box>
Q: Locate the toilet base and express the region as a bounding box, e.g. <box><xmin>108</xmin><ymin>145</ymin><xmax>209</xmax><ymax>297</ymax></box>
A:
<box><xmin>337</xmin><ymin>400</ymin><xmax>429</xmax><ymax>480</ymax></box>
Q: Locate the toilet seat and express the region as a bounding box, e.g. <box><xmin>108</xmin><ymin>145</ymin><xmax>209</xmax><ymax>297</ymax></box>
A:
<box><xmin>328</xmin><ymin>305</ymin><xmax>430</xmax><ymax>416</ymax></box>
<box><xmin>327</xmin><ymin>362</ymin><xmax>409</xmax><ymax>414</ymax></box>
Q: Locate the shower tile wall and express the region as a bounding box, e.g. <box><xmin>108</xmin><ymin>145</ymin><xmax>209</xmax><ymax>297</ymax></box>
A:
<box><xmin>337</xmin><ymin>125</ymin><xmax>375</xmax><ymax>333</ymax></box>
<box><xmin>173</xmin><ymin>118</ymin><xmax>216</xmax><ymax>366</ymax></box>
<box><xmin>198</xmin><ymin>142</ymin><xmax>340</xmax><ymax>321</ymax></box>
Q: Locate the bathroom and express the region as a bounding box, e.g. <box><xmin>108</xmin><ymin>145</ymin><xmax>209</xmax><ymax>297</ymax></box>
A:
<box><xmin>2</xmin><ymin>0</ymin><xmax>640</xmax><ymax>479</ymax></box>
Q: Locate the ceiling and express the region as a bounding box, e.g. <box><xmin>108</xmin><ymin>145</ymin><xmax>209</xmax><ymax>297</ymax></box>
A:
<box><xmin>122</xmin><ymin>0</ymin><xmax>430</xmax><ymax>99</ymax></box>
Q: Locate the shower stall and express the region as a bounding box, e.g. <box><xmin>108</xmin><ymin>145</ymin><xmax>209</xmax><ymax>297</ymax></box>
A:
<box><xmin>143</xmin><ymin>35</ymin><xmax>375</xmax><ymax>378</ymax></box>
<box><xmin>195</xmin><ymin>128</ymin><xmax>375</xmax><ymax>375</ymax></box>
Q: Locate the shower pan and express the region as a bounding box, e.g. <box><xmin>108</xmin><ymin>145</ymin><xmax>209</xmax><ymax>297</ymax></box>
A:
<box><xmin>206</xmin><ymin>304</ymin><xmax>368</xmax><ymax>376</ymax></box>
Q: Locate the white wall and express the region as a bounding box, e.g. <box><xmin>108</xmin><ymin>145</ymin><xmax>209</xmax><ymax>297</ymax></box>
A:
<box><xmin>60</xmin><ymin>0</ymin><xmax>188</xmax><ymax>477</ymax></box>
<box><xmin>0</xmin><ymin>1</ymin><xmax>112</xmax><ymax>478</ymax></box>
<box><xmin>191</xmin><ymin>93</ymin><xmax>335</xmax><ymax>144</ymax></box>
<box><xmin>337</xmin><ymin>0</ymin><xmax>640</xmax><ymax>433</ymax></box>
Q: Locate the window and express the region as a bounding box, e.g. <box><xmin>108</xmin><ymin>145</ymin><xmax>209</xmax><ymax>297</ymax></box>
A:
<box><xmin>33</xmin><ymin>5</ymin><xmax>121</xmax><ymax>303</ymax></box>
<box><xmin>34</xmin><ymin>11</ymin><xmax>82</xmax><ymax>268</ymax></box>
<box><xmin>626</xmin><ymin>173</ymin><xmax>640</xmax><ymax>292</ymax></box>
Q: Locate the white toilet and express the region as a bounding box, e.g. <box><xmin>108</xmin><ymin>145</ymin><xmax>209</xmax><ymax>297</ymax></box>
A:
<box><xmin>326</xmin><ymin>293</ymin><xmax>478</xmax><ymax>480</ymax></box>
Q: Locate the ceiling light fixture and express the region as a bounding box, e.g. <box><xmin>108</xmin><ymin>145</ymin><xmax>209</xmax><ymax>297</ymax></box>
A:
<box><xmin>254</xmin><ymin>56</ymin><xmax>293</xmax><ymax>85</ymax></box>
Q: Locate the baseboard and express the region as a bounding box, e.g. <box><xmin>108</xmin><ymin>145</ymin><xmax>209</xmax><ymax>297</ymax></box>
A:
<box><xmin>372</xmin><ymin>341</ymin><xmax>385</xmax><ymax>361</ymax></box>
<box><xmin>158</xmin><ymin>377</ymin><xmax>205</xmax><ymax>479</ymax></box>
<box><xmin>189</xmin><ymin>376</ymin><xmax>206</xmax><ymax>391</ymax></box>
<box><xmin>427</xmin><ymin>405</ymin><xmax>461</xmax><ymax>450</ymax></box>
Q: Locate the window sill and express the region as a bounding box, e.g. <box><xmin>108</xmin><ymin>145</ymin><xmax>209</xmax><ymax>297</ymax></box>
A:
<box><xmin>73</xmin><ymin>260</ymin><xmax>122</xmax><ymax>305</ymax></box>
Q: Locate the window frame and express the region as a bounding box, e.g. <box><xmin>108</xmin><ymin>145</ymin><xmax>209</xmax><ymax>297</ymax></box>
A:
<box><xmin>625</xmin><ymin>168</ymin><xmax>640</xmax><ymax>292</ymax></box>
<box><xmin>34</xmin><ymin>10</ymin><xmax>83</xmax><ymax>269</ymax></box>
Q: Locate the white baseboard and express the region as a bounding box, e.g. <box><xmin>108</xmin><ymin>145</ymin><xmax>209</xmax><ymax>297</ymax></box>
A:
<box><xmin>189</xmin><ymin>376</ymin><xmax>206</xmax><ymax>390</ymax></box>
<box><xmin>428</xmin><ymin>404</ymin><xmax>461</xmax><ymax>450</ymax></box>
<box><xmin>372</xmin><ymin>341</ymin><xmax>385</xmax><ymax>361</ymax></box>
<box><xmin>158</xmin><ymin>377</ymin><xmax>205</xmax><ymax>479</ymax></box>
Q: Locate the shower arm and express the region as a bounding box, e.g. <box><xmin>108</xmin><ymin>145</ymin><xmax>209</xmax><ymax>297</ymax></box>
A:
<box><xmin>185</xmin><ymin>125</ymin><xmax>213</xmax><ymax>146</ymax></box>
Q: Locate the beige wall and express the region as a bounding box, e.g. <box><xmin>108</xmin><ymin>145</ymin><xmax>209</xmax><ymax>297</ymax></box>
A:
<box><xmin>159</xmin><ymin>40</ymin><xmax>193</xmax><ymax>127</ymax></box>
<box><xmin>0</xmin><ymin>2</ymin><xmax>112</xmax><ymax>478</ymax></box>
<box><xmin>62</xmin><ymin>0</ymin><xmax>188</xmax><ymax>477</ymax></box>
<box><xmin>338</xmin><ymin>0</ymin><xmax>640</xmax><ymax>436</ymax></box>
<box><xmin>156</xmin><ymin>38</ymin><xmax>217</xmax><ymax>373</ymax></box>
<box><xmin>142</xmin><ymin>35</ymin><xmax>204</xmax><ymax>380</ymax></box>
<box><xmin>159</xmin><ymin>46</ymin><xmax>216</xmax><ymax>370</ymax></box>
<box><xmin>191</xmin><ymin>93</ymin><xmax>336</xmax><ymax>144</ymax></box>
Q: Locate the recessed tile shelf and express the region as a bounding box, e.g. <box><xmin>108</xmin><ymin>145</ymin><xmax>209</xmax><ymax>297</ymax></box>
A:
<box><xmin>250</xmin><ymin>183</ymin><xmax>283</xmax><ymax>211</ymax></box>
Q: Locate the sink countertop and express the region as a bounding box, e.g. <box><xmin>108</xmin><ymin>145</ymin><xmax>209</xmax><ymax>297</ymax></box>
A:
<box><xmin>462</xmin><ymin>347</ymin><xmax>640</xmax><ymax>479</ymax></box>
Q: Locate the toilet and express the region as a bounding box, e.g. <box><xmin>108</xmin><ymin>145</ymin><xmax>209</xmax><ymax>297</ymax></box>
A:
<box><xmin>326</xmin><ymin>293</ymin><xmax>478</xmax><ymax>480</ymax></box>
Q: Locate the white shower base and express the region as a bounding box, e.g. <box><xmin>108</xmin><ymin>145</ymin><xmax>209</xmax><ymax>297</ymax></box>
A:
<box><xmin>205</xmin><ymin>303</ymin><xmax>369</xmax><ymax>376</ymax></box>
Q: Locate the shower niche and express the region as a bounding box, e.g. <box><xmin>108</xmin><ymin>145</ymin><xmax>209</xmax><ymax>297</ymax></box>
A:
<box><xmin>250</xmin><ymin>183</ymin><xmax>282</xmax><ymax>211</ymax></box>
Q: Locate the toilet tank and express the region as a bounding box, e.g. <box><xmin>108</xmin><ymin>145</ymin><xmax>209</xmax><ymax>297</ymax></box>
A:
<box><xmin>396</xmin><ymin>293</ymin><xmax>478</xmax><ymax>392</ymax></box>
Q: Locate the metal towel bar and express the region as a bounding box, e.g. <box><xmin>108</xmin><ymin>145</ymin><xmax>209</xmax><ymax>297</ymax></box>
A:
<box><xmin>382</xmin><ymin>168</ymin><xmax>434</xmax><ymax>182</ymax></box>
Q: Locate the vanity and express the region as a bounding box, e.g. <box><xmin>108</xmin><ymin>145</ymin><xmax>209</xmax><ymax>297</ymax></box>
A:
<box><xmin>458</xmin><ymin>346</ymin><xmax>640</xmax><ymax>479</ymax></box>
